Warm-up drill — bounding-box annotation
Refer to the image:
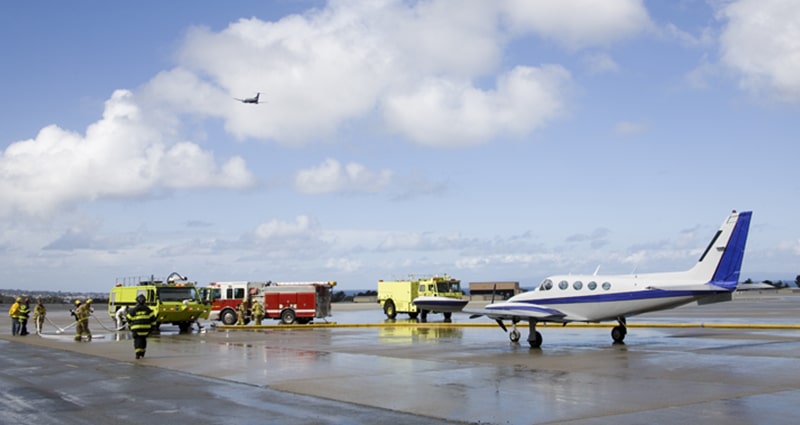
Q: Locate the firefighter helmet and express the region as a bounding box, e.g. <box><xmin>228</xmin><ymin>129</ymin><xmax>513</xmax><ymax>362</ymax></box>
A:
<box><xmin>86</xmin><ymin>298</ymin><xmax>92</xmax><ymax>304</ymax></box>
<box><xmin>74</xmin><ymin>299</ymin><xmax>81</xmax><ymax>305</ymax></box>
<box><xmin>136</xmin><ymin>294</ymin><xmax>146</xmax><ymax>304</ymax></box>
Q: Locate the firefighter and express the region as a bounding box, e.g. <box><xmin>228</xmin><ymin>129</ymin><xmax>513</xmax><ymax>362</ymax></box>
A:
<box><xmin>18</xmin><ymin>297</ymin><xmax>31</xmax><ymax>336</ymax></box>
<box><xmin>33</xmin><ymin>298</ymin><xmax>47</xmax><ymax>334</ymax></box>
<box><xmin>115</xmin><ymin>305</ymin><xmax>129</xmax><ymax>330</ymax></box>
<box><xmin>126</xmin><ymin>294</ymin><xmax>156</xmax><ymax>359</ymax></box>
<box><xmin>70</xmin><ymin>299</ymin><xmax>81</xmax><ymax>320</ymax></box>
<box><xmin>251</xmin><ymin>299</ymin><xmax>264</xmax><ymax>325</ymax></box>
<box><xmin>236</xmin><ymin>301</ymin><xmax>247</xmax><ymax>325</ymax></box>
<box><xmin>74</xmin><ymin>299</ymin><xmax>93</xmax><ymax>342</ymax></box>
<box><xmin>8</xmin><ymin>297</ymin><xmax>21</xmax><ymax>336</ymax></box>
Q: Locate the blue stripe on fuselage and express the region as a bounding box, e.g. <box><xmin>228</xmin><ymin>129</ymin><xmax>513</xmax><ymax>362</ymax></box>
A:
<box><xmin>514</xmin><ymin>289</ymin><xmax>725</xmax><ymax>306</ymax></box>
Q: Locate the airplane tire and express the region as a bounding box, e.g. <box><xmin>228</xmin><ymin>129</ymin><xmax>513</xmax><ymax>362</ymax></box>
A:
<box><xmin>443</xmin><ymin>312</ymin><xmax>452</xmax><ymax>320</ymax></box>
<box><xmin>509</xmin><ymin>329</ymin><xmax>521</xmax><ymax>343</ymax></box>
<box><xmin>611</xmin><ymin>326</ymin><xmax>626</xmax><ymax>343</ymax></box>
<box><xmin>383</xmin><ymin>300</ymin><xmax>397</xmax><ymax>319</ymax></box>
<box><xmin>528</xmin><ymin>331</ymin><xmax>543</xmax><ymax>349</ymax></box>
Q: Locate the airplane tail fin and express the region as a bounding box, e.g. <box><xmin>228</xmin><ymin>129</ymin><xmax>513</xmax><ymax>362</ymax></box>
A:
<box><xmin>686</xmin><ymin>210</ymin><xmax>752</xmax><ymax>289</ymax></box>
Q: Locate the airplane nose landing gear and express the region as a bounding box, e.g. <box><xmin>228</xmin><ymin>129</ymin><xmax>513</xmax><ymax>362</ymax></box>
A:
<box><xmin>527</xmin><ymin>319</ymin><xmax>542</xmax><ymax>348</ymax></box>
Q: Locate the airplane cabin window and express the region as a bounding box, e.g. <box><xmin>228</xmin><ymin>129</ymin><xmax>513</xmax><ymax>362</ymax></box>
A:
<box><xmin>602</xmin><ymin>282</ymin><xmax>612</xmax><ymax>290</ymax></box>
<box><xmin>588</xmin><ymin>281</ymin><xmax>597</xmax><ymax>290</ymax></box>
<box><xmin>558</xmin><ymin>280</ymin><xmax>569</xmax><ymax>290</ymax></box>
<box><xmin>573</xmin><ymin>281</ymin><xmax>583</xmax><ymax>290</ymax></box>
<box><xmin>540</xmin><ymin>279</ymin><xmax>553</xmax><ymax>291</ymax></box>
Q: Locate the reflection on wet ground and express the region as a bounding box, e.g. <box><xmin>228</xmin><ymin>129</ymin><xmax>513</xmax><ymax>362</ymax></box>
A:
<box><xmin>3</xmin><ymin>294</ymin><xmax>800</xmax><ymax>424</ymax></box>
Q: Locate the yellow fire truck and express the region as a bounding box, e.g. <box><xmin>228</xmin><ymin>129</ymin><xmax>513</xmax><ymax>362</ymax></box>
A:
<box><xmin>377</xmin><ymin>275</ymin><xmax>463</xmax><ymax>320</ymax></box>
<box><xmin>108</xmin><ymin>272</ymin><xmax>210</xmax><ymax>332</ymax></box>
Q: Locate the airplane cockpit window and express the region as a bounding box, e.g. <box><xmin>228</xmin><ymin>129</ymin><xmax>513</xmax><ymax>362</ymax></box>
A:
<box><xmin>602</xmin><ymin>282</ymin><xmax>612</xmax><ymax>290</ymax></box>
<box><xmin>539</xmin><ymin>279</ymin><xmax>553</xmax><ymax>291</ymax></box>
<box><xmin>573</xmin><ymin>281</ymin><xmax>583</xmax><ymax>290</ymax></box>
<box><xmin>588</xmin><ymin>281</ymin><xmax>597</xmax><ymax>290</ymax></box>
<box><xmin>558</xmin><ymin>280</ymin><xmax>569</xmax><ymax>290</ymax></box>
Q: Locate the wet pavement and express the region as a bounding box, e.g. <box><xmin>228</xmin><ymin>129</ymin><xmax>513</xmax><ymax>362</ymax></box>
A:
<box><xmin>2</xmin><ymin>292</ymin><xmax>800</xmax><ymax>424</ymax></box>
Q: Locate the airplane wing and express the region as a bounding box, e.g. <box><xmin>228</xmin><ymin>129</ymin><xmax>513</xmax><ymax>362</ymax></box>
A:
<box><xmin>465</xmin><ymin>302</ymin><xmax>567</xmax><ymax>321</ymax></box>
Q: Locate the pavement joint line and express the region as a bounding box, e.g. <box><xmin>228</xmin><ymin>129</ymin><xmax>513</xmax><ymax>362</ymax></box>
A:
<box><xmin>215</xmin><ymin>322</ymin><xmax>800</xmax><ymax>330</ymax></box>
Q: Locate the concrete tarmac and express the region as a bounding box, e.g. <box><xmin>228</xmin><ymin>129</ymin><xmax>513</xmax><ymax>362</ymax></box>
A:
<box><xmin>3</xmin><ymin>292</ymin><xmax>800</xmax><ymax>424</ymax></box>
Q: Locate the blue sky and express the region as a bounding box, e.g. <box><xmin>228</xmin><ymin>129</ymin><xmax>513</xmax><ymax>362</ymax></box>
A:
<box><xmin>1</xmin><ymin>0</ymin><xmax>798</xmax><ymax>292</ymax></box>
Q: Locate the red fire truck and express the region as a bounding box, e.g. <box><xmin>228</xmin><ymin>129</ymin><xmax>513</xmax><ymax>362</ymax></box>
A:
<box><xmin>201</xmin><ymin>280</ymin><xmax>335</xmax><ymax>325</ymax></box>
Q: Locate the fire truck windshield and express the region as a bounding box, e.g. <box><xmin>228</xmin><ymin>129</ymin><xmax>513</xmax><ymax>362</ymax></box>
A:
<box><xmin>158</xmin><ymin>286</ymin><xmax>199</xmax><ymax>302</ymax></box>
<box><xmin>436</xmin><ymin>281</ymin><xmax>460</xmax><ymax>293</ymax></box>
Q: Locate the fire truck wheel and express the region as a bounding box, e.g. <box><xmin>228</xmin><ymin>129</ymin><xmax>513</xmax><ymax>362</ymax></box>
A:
<box><xmin>280</xmin><ymin>309</ymin><xmax>296</xmax><ymax>324</ymax></box>
<box><xmin>383</xmin><ymin>300</ymin><xmax>397</xmax><ymax>319</ymax></box>
<box><xmin>221</xmin><ymin>309</ymin><xmax>237</xmax><ymax>325</ymax></box>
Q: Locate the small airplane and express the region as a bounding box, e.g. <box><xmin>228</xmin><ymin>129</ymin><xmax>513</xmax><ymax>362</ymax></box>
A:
<box><xmin>466</xmin><ymin>210</ymin><xmax>752</xmax><ymax>348</ymax></box>
<box><xmin>234</xmin><ymin>92</ymin><xmax>262</xmax><ymax>104</ymax></box>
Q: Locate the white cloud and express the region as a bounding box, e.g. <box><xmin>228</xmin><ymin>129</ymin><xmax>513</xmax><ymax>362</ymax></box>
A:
<box><xmin>383</xmin><ymin>65</ymin><xmax>572</xmax><ymax>147</ymax></box>
<box><xmin>718</xmin><ymin>0</ymin><xmax>800</xmax><ymax>102</ymax></box>
<box><xmin>325</xmin><ymin>257</ymin><xmax>362</xmax><ymax>273</ymax></box>
<box><xmin>254</xmin><ymin>215</ymin><xmax>318</xmax><ymax>240</ymax></box>
<box><xmin>163</xmin><ymin>0</ymin><xmax>659</xmax><ymax>147</ymax></box>
<box><xmin>294</xmin><ymin>158</ymin><xmax>392</xmax><ymax>194</ymax></box>
<box><xmin>502</xmin><ymin>0</ymin><xmax>653</xmax><ymax>49</ymax></box>
<box><xmin>0</xmin><ymin>90</ymin><xmax>255</xmax><ymax>218</ymax></box>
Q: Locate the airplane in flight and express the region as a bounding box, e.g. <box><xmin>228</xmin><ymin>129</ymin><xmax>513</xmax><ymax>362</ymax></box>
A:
<box><xmin>234</xmin><ymin>92</ymin><xmax>262</xmax><ymax>104</ymax></box>
<box><xmin>466</xmin><ymin>210</ymin><xmax>752</xmax><ymax>348</ymax></box>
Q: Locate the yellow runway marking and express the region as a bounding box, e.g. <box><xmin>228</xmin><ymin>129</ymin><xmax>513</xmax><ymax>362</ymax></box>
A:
<box><xmin>216</xmin><ymin>322</ymin><xmax>800</xmax><ymax>331</ymax></box>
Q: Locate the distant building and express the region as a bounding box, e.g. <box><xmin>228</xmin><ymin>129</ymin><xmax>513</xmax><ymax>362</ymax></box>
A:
<box><xmin>468</xmin><ymin>281</ymin><xmax>521</xmax><ymax>300</ymax></box>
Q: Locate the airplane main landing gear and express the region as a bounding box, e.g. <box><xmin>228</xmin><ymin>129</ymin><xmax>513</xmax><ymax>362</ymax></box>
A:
<box><xmin>527</xmin><ymin>319</ymin><xmax>542</xmax><ymax>349</ymax></box>
<box><xmin>611</xmin><ymin>317</ymin><xmax>627</xmax><ymax>344</ymax></box>
<box><xmin>503</xmin><ymin>318</ymin><xmax>542</xmax><ymax>348</ymax></box>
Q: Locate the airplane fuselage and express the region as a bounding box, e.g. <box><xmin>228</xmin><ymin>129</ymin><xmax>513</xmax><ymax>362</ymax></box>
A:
<box><xmin>499</xmin><ymin>272</ymin><xmax>729</xmax><ymax>322</ymax></box>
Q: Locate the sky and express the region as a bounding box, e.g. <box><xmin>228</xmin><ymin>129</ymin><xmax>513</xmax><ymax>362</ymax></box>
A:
<box><xmin>1</xmin><ymin>0</ymin><xmax>799</xmax><ymax>293</ymax></box>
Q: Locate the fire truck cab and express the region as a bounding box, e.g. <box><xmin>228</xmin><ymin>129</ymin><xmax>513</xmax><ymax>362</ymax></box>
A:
<box><xmin>200</xmin><ymin>281</ymin><xmax>265</xmax><ymax>325</ymax></box>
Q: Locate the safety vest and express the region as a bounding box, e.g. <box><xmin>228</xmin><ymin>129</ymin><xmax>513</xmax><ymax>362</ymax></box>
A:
<box><xmin>126</xmin><ymin>305</ymin><xmax>156</xmax><ymax>336</ymax></box>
